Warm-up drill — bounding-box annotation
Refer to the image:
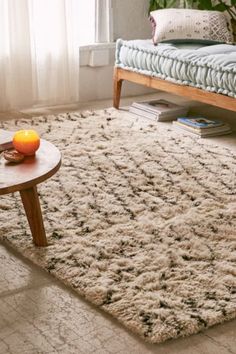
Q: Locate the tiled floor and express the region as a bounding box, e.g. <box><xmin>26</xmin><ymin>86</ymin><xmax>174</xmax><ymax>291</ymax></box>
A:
<box><xmin>0</xmin><ymin>94</ymin><xmax>236</xmax><ymax>353</ymax></box>
<box><xmin>0</xmin><ymin>243</ymin><xmax>236</xmax><ymax>354</ymax></box>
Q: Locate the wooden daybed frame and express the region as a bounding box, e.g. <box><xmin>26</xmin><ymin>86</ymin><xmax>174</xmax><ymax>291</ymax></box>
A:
<box><xmin>113</xmin><ymin>67</ymin><xmax>236</xmax><ymax>112</ymax></box>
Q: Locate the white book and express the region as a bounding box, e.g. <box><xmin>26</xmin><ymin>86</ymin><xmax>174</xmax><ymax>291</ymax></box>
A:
<box><xmin>132</xmin><ymin>99</ymin><xmax>188</xmax><ymax>116</ymax></box>
<box><xmin>173</xmin><ymin>121</ymin><xmax>231</xmax><ymax>134</ymax></box>
<box><xmin>129</xmin><ymin>106</ymin><xmax>157</xmax><ymax>120</ymax></box>
<box><xmin>173</xmin><ymin>121</ymin><xmax>232</xmax><ymax>137</ymax></box>
<box><xmin>156</xmin><ymin>109</ymin><xmax>190</xmax><ymax>121</ymax></box>
<box><xmin>129</xmin><ymin>105</ymin><xmax>188</xmax><ymax>122</ymax></box>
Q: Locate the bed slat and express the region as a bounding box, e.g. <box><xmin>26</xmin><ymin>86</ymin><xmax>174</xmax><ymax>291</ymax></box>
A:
<box><xmin>113</xmin><ymin>67</ymin><xmax>236</xmax><ymax>112</ymax></box>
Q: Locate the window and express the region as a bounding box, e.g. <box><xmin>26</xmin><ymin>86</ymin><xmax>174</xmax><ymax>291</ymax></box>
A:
<box><xmin>95</xmin><ymin>0</ymin><xmax>113</xmax><ymax>43</ymax></box>
<box><xmin>78</xmin><ymin>0</ymin><xmax>112</xmax><ymax>46</ymax></box>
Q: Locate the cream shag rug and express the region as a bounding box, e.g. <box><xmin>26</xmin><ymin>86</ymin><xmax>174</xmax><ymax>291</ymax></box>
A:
<box><xmin>0</xmin><ymin>108</ymin><xmax>236</xmax><ymax>343</ymax></box>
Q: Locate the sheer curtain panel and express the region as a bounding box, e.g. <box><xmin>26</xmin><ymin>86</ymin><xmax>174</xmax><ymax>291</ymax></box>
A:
<box><xmin>0</xmin><ymin>0</ymin><xmax>79</xmax><ymax>110</ymax></box>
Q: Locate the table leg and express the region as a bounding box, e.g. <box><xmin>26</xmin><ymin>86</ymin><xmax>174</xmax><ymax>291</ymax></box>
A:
<box><xmin>20</xmin><ymin>186</ymin><xmax>48</xmax><ymax>247</ymax></box>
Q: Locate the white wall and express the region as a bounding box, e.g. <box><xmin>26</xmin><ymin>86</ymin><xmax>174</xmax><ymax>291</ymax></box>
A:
<box><xmin>112</xmin><ymin>0</ymin><xmax>151</xmax><ymax>40</ymax></box>
<box><xmin>79</xmin><ymin>65</ymin><xmax>154</xmax><ymax>103</ymax></box>
<box><xmin>79</xmin><ymin>0</ymin><xmax>153</xmax><ymax>102</ymax></box>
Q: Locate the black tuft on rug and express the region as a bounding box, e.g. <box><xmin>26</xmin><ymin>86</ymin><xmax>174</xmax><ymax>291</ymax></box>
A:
<box><xmin>0</xmin><ymin>108</ymin><xmax>236</xmax><ymax>343</ymax></box>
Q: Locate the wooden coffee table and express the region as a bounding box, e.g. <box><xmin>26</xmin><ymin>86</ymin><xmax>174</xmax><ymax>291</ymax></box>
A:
<box><xmin>0</xmin><ymin>139</ymin><xmax>61</xmax><ymax>247</ymax></box>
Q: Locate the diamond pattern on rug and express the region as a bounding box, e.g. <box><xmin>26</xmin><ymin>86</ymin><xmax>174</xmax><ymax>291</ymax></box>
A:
<box><xmin>0</xmin><ymin>108</ymin><xmax>236</xmax><ymax>343</ymax></box>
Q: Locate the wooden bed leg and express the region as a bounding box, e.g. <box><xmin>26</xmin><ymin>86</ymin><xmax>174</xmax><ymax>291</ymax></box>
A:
<box><xmin>113</xmin><ymin>68</ymin><xmax>123</xmax><ymax>109</ymax></box>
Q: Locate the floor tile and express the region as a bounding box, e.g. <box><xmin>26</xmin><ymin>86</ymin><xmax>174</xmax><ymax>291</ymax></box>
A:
<box><xmin>0</xmin><ymin>244</ymin><xmax>49</xmax><ymax>295</ymax></box>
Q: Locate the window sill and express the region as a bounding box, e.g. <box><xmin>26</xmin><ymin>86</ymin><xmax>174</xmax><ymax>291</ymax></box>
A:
<box><xmin>80</xmin><ymin>42</ymin><xmax>116</xmax><ymax>67</ymax></box>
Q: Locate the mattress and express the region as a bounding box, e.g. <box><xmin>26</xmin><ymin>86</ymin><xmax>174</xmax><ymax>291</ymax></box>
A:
<box><xmin>115</xmin><ymin>39</ymin><xmax>236</xmax><ymax>98</ymax></box>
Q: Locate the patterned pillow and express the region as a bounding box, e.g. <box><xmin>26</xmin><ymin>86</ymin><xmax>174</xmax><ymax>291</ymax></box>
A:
<box><xmin>150</xmin><ymin>9</ymin><xmax>234</xmax><ymax>45</ymax></box>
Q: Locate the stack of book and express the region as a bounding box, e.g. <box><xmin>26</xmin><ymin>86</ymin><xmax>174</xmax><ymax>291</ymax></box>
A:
<box><xmin>129</xmin><ymin>99</ymin><xmax>188</xmax><ymax>121</ymax></box>
<box><xmin>0</xmin><ymin>130</ymin><xmax>14</xmax><ymax>152</ymax></box>
<box><xmin>173</xmin><ymin>117</ymin><xmax>232</xmax><ymax>137</ymax></box>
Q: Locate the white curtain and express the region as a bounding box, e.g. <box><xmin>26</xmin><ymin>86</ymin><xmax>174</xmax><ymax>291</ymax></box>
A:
<box><xmin>0</xmin><ymin>0</ymin><xmax>80</xmax><ymax>111</ymax></box>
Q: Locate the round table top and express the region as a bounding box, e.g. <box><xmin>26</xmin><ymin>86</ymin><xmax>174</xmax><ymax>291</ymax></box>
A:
<box><xmin>0</xmin><ymin>139</ymin><xmax>61</xmax><ymax>195</ymax></box>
